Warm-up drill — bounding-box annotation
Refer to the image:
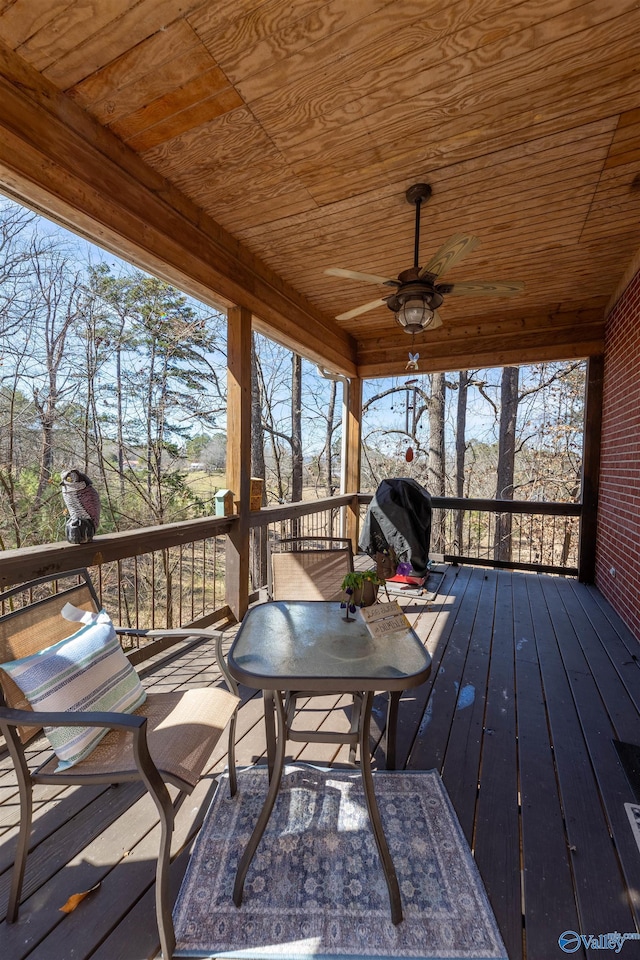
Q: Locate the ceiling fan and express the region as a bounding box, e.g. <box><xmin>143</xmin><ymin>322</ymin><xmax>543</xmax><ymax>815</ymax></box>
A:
<box><xmin>325</xmin><ymin>183</ymin><xmax>524</xmax><ymax>335</ymax></box>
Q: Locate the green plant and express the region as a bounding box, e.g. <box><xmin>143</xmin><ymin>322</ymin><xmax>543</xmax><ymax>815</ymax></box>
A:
<box><xmin>340</xmin><ymin>569</ymin><xmax>383</xmax><ymax>593</ymax></box>
<box><xmin>340</xmin><ymin>569</ymin><xmax>384</xmax><ymax>615</ymax></box>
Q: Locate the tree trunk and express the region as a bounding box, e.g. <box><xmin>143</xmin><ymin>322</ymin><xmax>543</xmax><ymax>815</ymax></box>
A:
<box><xmin>455</xmin><ymin>371</ymin><xmax>468</xmax><ymax>553</ymax></box>
<box><xmin>116</xmin><ymin>343</ymin><xmax>125</xmax><ymax>498</ymax></box>
<box><xmin>251</xmin><ymin>333</ymin><xmax>267</xmax><ymax>495</ymax></box>
<box><xmin>494</xmin><ymin>366</ymin><xmax>519</xmax><ymax>561</ymax></box>
<box><xmin>291</xmin><ymin>354</ymin><xmax>303</xmax><ymax>502</ymax></box>
<box><xmin>34</xmin><ymin>395</ymin><xmax>55</xmax><ymax>507</ymax></box>
<box><xmin>428</xmin><ymin>373</ymin><xmax>446</xmax><ymax>554</ymax></box>
<box><xmin>291</xmin><ymin>354</ymin><xmax>303</xmax><ymax>537</ymax></box>
<box><xmin>325</xmin><ymin>379</ymin><xmax>337</xmax><ymax>497</ymax></box>
<box><xmin>250</xmin><ymin>333</ymin><xmax>267</xmax><ymax>590</ymax></box>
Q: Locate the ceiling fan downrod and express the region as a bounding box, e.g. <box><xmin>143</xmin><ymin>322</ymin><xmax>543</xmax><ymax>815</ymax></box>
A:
<box><xmin>405</xmin><ymin>183</ymin><xmax>432</xmax><ymax>270</ymax></box>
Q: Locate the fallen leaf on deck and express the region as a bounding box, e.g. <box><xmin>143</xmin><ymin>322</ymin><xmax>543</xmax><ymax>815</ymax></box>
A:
<box><xmin>59</xmin><ymin>881</ymin><xmax>101</xmax><ymax>913</ymax></box>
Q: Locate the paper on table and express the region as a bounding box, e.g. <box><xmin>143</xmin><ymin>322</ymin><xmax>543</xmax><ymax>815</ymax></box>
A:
<box><xmin>359</xmin><ymin>601</ymin><xmax>411</xmax><ymax>639</ymax></box>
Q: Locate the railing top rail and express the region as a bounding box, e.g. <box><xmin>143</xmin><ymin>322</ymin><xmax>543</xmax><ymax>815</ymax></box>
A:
<box><xmin>0</xmin><ymin>515</ymin><xmax>236</xmax><ymax>589</ymax></box>
<box><xmin>356</xmin><ymin>493</ymin><xmax>582</xmax><ymax>517</ymax></box>
<box><xmin>248</xmin><ymin>493</ymin><xmax>356</xmax><ymax>528</ymax></box>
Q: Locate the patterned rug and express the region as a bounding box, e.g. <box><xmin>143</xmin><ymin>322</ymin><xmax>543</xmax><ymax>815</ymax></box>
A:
<box><xmin>173</xmin><ymin>765</ymin><xmax>507</xmax><ymax>960</ymax></box>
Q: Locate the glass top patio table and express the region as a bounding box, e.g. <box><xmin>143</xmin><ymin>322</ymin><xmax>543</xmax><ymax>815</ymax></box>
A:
<box><xmin>228</xmin><ymin>599</ymin><xmax>432</xmax><ymax>925</ymax></box>
<box><xmin>228</xmin><ymin>598</ymin><xmax>432</xmax><ymax>691</ymax></box>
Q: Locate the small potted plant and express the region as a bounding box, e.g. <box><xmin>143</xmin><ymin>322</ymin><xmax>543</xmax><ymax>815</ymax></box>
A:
<box><xmin>340</xmin><ymin>569</ymin><xmax>384</xmax><ymax>620</ymax></box>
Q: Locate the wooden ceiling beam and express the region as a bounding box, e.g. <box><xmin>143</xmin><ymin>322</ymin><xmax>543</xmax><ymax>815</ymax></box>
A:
<box><xmin>0</xmin><ymin>41</ymin><xmax>357</xmax><ymax>377</ymax></box>
<box><xmin>356</xmin><ymin>311</ymin><xmax>606</xmax><ymax>378</ymax></box>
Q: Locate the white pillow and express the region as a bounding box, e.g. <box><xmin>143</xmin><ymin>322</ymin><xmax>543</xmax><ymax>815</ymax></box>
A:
<box><xmin>2</xmin><ymin>612</ymin><xmax>146</xmax><ymax>770</ymax></box>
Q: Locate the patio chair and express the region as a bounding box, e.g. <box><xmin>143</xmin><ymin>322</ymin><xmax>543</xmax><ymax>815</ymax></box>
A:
<box><xmin>0</xmin><ymin>568</ymin><xmax>240</xmax><ymax>960</ymax></box>
<box><xmin>267</xmin><ymin>536</ymin><xmax>361</xmax><ymax>764</ymax></box>
<box><xmin>267</xmin><ymin>535</ymin><xmax>354</xmax><ymax>601</ymax></box>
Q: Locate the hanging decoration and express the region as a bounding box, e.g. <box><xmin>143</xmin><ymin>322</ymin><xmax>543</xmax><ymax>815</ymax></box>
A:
<box><xmin>405</xmin><ymin>351</ymin><xmax>419</xmax><ymax>371</ymax></box>
<box><xmin>405</xmin><ymin>446</ymin><xmax>414</xmax><ymax>463</ymax></box>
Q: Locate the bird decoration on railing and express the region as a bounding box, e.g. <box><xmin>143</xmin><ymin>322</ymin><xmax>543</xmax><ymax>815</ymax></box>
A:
<box><xmin>60</xmin><ymin>469</ymin><xmax>101</xmax><ymax>544</ymax></box>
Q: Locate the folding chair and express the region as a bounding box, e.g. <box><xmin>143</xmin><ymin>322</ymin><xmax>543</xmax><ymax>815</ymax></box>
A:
<box><xmin>0</xmin><ymin>569</ymin><xmax>240</xmax><ymax>959</ymax></box>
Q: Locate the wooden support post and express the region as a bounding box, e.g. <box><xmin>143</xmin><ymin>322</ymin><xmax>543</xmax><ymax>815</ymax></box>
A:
<box><xmin>578</xmin><ymin>353</ymin><xmax>603</xmax><ymax>583</ymax></box>
<box><xmin>345</xmin><ymin>377</ymin><xmax>362</xmax><ymax>549</ymax></box>
<box><xmin>226</xmin><ymin>306</ymin><xmax>252</xmax><ymax>619</ymax></box>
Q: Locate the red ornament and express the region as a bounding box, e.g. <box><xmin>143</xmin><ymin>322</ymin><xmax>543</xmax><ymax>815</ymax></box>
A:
<box><xmin>405</xmin><ymin>446</ymin><xmax>414</xmax><ymax>462</ymax></box>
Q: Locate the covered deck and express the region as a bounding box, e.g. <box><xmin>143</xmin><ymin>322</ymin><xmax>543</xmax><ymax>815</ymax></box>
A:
<box><xmin>0</xmin><ymin>5</ymin><xmax>640</xmax><ymax>958</ymax></box>
<box><xmin>2</xmin><ymin>564</ymin><xmax>640</xmax><ymax>960</ymax></box>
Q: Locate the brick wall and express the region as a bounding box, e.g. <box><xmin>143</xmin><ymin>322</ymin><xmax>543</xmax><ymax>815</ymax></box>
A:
<box><xmin>596</xmin><ymin>267</ymin><xmax>640</xmax><ymax>640</ymax></box>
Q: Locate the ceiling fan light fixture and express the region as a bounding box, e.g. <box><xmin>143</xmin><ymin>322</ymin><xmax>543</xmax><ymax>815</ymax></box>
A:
<box><xmin>395</xmin><ymin>297</ymin><xmax>434</xmax><ymax>333</ymax></box>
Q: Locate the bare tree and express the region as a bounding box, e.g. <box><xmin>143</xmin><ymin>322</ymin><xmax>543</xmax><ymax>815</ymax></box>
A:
<box><xmin>428</xmin><ymin>373</ymin><xmax>446</xmax><ymax>552</ymax></box>
<box><xmin>455</xmin><ymin>371</ymin><xmax>469</xmax><ymax>551</ymax></box>
<box><xmin>250</xmin><ymin>332</ymin><xmax>267</xmax><ymax>589</ymax></box>
<box><xmin>493</xmin><ymin>366</ymin><xmax>519</xmax><ymax>561</ymax></box>
<box><xmin>31</xmin><ymin>255</ymin><xmax>84</xmax><ymax>506</ymax></box>
<box><xmin>291</xmin><ymin>354</ymin><xmax>303</xmax><ymax>503</ymax></box>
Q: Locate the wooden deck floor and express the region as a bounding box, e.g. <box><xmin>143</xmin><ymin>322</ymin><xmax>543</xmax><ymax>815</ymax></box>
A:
<box><xmin>2</xmin><ymin>565</ymin><xmax>640</xmax><ymax>959</ymax></box>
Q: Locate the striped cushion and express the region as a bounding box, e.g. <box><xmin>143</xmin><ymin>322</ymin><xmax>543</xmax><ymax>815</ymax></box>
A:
<box><xmin>2</xmin><ymin>611</ymin><xmax>146</xmax><ymax>770</ymax></box>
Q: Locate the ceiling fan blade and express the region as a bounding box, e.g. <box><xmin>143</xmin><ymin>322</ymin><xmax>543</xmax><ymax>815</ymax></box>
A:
<box><xmin>429</xmin><ymin>310</ymin><xmax>443</xmax><ymax>330</ymax></box>
<box><xmin>419</xmin><ymin>235</ymin><xmax>480</xmax><ymax>279</ymax></box>
<box><xmin>325</xmin><ymin>267</ymin><xmax>397</xmax><ymax>285</ymax></box>
<box><xmin>443</xmin><ymin>280</ymin><xmax>525</xmax><ymax>297</ymax></box>
<box><xmin>336</xmin><ymin>297</ymin><xmax>387</xmax><ymax>321</ymax></box>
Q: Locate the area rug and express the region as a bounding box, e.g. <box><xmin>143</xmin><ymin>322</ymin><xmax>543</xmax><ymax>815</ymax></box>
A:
<box><xmin>173</xmin><ymin>765</ymin><xmax>507</xmax><ymax>960</ymax></box>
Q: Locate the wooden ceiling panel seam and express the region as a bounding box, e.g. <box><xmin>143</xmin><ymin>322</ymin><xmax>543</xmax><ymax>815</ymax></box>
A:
<box><xmin>0</xmin><ymin>40</ymin><xmax>356</xmax><ymax>373</ymax></box>
<box><xmin>66</xmin><ymin>18</ymin><xmax>206</xmax><ymax>112</ymax></box>
<box><xmin>215</xmin><ymin>0</ymin><xmax>553</xmax><ymax>105</ymax></box>
<box><xmin>231</xmin><ymin>110</ymin><xmax>616</xmax><ymax>239</ymax></box>
<box><xmin>605</xmin><ymin>244</ymin><xmax>640</xmax><ymax>318</ymax></box>
<box><xmin>193</xmin><ymin>0</ymin><xmax>405</xmax><ymax>89</ymax></box>
<box><xmin>76</xmin><ymin>42</ymin><xmax>220</xmax><ymax>127</ymax></box>
<box><xmin>19</xmin><ymin>0</ymin><xmax>145</xmax><ymax>74</ymax></box>
<box><xmin>119</xmin><ymin>88</ymin><xmax>246</xmax><ymax>153</ymax></box>
<box><xmin>0</xmin><ymin>0</ymin><xmax>75</xmax><ymax>50</ymax></box>
<box><xmin>277</xmin><ymin>55</ymin><xmax>640</xmax><ymax>189</ymax></box>
<box><xmin>247</xmin><ymin>174</ymin><xmax>611</xmax><ymax>266</ymax></box>
<box><xmin>235</xmin><ymin>132</ymin><xmax>618</xmax><ymax>244</ymax></box>
<box><xmin>38</xmin><ymin>0</ymin><xmax>215</xmax><ymax>88</ymax></box>
<box><xmin>242</xmin><ymin>1</ymin><xmax>638</xmax><ymax>157</ymax></box>
<box><xmin>295</xmin><ymin>97</ymin><xmax>635</xmax><ymax>209</ymax></box>
<box><xmin>110</xmin><ymin>66</ymin><xmax>237</xmax><ymax>140</ymax></box>
<box><xmin>276</xmin><ymin>57</ymin><xmax>640</xmax><ymax>206</ymax></box>
<box><xmin>272</xmin><ymin>208</ymin><xmax>616</xmax><ymax>293</ymax></box>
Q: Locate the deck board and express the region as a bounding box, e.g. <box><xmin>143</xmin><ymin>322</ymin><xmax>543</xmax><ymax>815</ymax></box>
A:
<box><xmin>529</xmin><ymin>575</ymin><xmax>636</xmax><ymax>939</ymax></box>
<box><xmin>512</xmin><ymin>575</ymin><xmax>581</xmax><ymax>959</ymax></box>
<box><xmin>472</xmin><ymin>571</ymin><xmax>522</xmax><ymax>960</ymax></box>
<box><xmin>2</xmin><ymin>567</ymin><xmax>640</xmax><ymax>959</ymax></box>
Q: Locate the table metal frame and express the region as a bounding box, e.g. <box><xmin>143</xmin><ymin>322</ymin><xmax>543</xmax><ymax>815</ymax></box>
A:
<box><xmin>227</xmin><ymin>600</ymin><xmax>432</xmax><ymax>925</ymax></box>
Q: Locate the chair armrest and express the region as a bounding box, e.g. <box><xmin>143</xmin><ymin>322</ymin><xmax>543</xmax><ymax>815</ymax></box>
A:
<box><xmin>0</xmin><ymin>705</ymin><xmax>167</xmax><ymax>794</ymax></box>
<box><xmin>0</xmin><ymin>704</ymin><xmax>147</xmax><ymax>732</ymax></box>
<box><xmin>115</xmin><ymin>627</ymin><xmax>239</xmax><ymax>697</ymax></box>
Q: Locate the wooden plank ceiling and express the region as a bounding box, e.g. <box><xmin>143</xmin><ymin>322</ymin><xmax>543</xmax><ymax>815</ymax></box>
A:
<box><xmin>0</xmin><ymin>0</ymin><xmax>639</xmax><ymax>376</ymax></box>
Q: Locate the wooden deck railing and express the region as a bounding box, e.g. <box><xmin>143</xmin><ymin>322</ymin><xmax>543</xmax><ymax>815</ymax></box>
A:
<box><xmin>0</xmin><ymin>516</ymin><xmax>236</xmax><ymax>654</ymax></box>
<box><xmin>0</xmin><ymin>492</ymin><xmax>584</xmax><ymax>664</ymax></box>
<box><xmin>358</xmin><ymin>494</ymin><xmax>581</xmax><ymax>576</ymax></box>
